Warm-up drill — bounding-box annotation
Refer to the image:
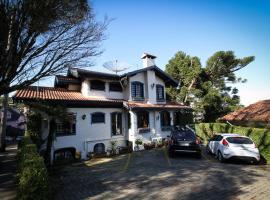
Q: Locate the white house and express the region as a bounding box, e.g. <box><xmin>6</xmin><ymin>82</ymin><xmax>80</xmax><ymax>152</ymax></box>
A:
<box><xmin>14</xmin><ymin>53</ymin><xmax>192</xmax><ymax>161</ymax></box>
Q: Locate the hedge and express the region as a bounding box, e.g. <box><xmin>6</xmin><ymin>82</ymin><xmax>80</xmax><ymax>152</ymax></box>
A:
<box><xmin>18</xmin><ymin>136</ymin><xmax>50</xmax><ymax>200</ymax></box>
<box><xmin>195</xmin><ymin>123</ymin><xmax>270</xmax><ymax>163</ymax></box>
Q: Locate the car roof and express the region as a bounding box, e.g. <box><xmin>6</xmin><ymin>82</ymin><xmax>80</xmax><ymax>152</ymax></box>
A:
<box><xmin>220</xmin><ymin>133</ymin><xmax>240</xmax><ymax>137</ymax></box>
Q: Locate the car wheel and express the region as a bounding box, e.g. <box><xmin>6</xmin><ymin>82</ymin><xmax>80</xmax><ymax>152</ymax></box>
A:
<box><xmin>217</xmin><ymin>151</ymin><xmax>225</xmax><ymax>163</ymax></box>
<box><xmin>206</xmin><ymin>145</ymin><xmax>211</xmax><ymax>154</ymax></box>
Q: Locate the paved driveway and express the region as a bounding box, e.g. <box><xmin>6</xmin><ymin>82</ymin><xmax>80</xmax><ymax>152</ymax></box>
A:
<box><xmin>51</xmin><ymin>148</ymin><xmax>270</xmax><ymax>200</ymax></box>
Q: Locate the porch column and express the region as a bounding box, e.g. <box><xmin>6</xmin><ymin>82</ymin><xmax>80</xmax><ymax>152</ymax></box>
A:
<box><xmin>170</xmin><ymin>111</ymin><xmax>174</xmax><ymax>127</ymax></box>
<box><xmin>129</xmin><ymin>111</ymin><xmax>137</xmax><ymax>149</ymax></box>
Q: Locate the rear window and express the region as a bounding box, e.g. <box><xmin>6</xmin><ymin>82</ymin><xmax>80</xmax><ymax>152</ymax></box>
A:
<box><xmin>172</xmin><ymin>130</ymin><xmax>196</xmax><ymax>140</ymax></box>
<box><xmin>226</xmin><ymin>137</ymin><xmax>253</xmax><ymax>144</ymax></box>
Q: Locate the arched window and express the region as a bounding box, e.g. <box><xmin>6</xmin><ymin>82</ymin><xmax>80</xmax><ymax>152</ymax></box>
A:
<box><xmin>156</xmin><ymin>84</ymin><xmax>165</xmax><ymax>101</ymax></box>
<box><xmin>91</xmin><ymin>112</ymin><xmax>105</xmax><ymax>124</ymax></box>
<box><xmin>137</xmin><ymin>111</ymin><xmax>149</xmax><ymax>129</ymax></box>
<box><xmin>94</xmin><ymin>143</ymin><xmax>105</xmax><ymax>154</ymax></box>
<box><xmin>160</xmin><ymin>111</ymin><xmax>171</xmax><ymax>131</ymax></box>
<box><xmin>90</xmin><ymin>80</ymin><xmax>105</xmax><ymax>91</ymax></box>
<box><xmin>131</xmin><ymin>81</ymin><xmax>144</xmax><ymax>100</ymax></box>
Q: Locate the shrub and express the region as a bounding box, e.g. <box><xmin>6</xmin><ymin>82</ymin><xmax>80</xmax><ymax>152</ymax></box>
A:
<box><xmin>196</xmin><ymin>123</ymin><xmax>270</xmax><ymax>163</ymax></box>
<box><xmin>18</xmin><ymin>136</ymin><xmax>50</xmax><ymax>200</ymax></box>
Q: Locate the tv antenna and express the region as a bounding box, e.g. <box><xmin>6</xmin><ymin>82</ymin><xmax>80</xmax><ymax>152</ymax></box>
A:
<box><xmin>103</xmin><ymin>60</ymin><xmax>131</xmax><ymax>74</ymax></box>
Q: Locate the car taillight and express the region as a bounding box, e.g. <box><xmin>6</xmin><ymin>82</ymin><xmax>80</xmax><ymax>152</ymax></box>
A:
<box><xmin>196</xmin><ymin>139</ymin><xmax>200</xmax><ymax>145</ymax></box>
<box><xmin>222</xmin><ymin>139</ymin><xmax>229</xmax><ymax>147</ymax></box>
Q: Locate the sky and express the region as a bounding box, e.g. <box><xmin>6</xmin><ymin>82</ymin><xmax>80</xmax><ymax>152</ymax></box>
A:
<box><xmin>41</xmin><ymin>0</ymin><xmax>270</xmax><ymax>106</ymax></box>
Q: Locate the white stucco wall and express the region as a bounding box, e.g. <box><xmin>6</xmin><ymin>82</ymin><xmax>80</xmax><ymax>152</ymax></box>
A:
<box><xmin>81</xmin><ymin>78</ymin><xmax>124</xmax><ymax>99</ymax></box>
<box><xmin>53</xmin><ymin>107</ymin><xmax>127</xmax><ymax>160</ymax></box>
<box><xmin>146</xmin><ymin>70</ymin><xmax>156</xmax><ymax>104</ymax></box>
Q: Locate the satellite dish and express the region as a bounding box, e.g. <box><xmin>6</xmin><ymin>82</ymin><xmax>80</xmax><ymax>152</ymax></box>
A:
<box><xmin>103</xmin><ymin>60</ymin><xmax>131</xmax><ymax>74</ymax></box>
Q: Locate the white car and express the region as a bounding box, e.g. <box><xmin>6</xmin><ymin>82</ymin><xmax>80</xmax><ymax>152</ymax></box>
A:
<box><xmin>206</xmin><ymin>133</ymin><xmax>260</xmax><ymax>163</ymax></box>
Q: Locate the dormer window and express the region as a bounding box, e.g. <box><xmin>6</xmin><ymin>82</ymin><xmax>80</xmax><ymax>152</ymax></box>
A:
<box><xmin>131</xmin><ymin>81</ymin><xmax>144</xmax><ymax>100</ymax></box>
<box><xmin>156</xmin><ymin>84</ymin><xmax>165</xmax><ymax>101</ymax></box>
<box><xmin>90</xmin><ymin>80</ymin><xmax>105</xmax><ymax>91</ymax></box>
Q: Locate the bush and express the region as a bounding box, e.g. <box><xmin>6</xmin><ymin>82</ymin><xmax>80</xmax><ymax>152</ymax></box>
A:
<box><xmin>196</xmin><ymin>123</ymin><xmax>270</xmax><ymax>163</ymax></box>
<box><xmin>18</xmin><ymin>136</ymin><xmax>50</xmax><ymax>200</ymax></box>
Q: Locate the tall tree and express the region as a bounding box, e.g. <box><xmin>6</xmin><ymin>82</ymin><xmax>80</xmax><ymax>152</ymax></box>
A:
<box><xmin>165</xmin><ymin>51</ymin><xmax>255</xmax><ymax>122</ymax></box>
<box><xmin>0</xmin><ymin>0</ymin><xmax>108</xmax><ymax>95</ymax></box>
<box><xmin>0</xmin><ymin>0</ymin><xmax>108</xmax><ymax>151</ymax></box>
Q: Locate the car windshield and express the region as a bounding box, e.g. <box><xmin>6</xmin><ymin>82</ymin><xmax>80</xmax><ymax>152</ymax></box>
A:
<box><xmin>226</xmin><ymin>137</ymin><xmax>253</xmax><ymax>144</ymax></box>
<box><xmin>172</xmin><ymin>129</ymin><xmax>196</xmax><ymax>140</ymax></box>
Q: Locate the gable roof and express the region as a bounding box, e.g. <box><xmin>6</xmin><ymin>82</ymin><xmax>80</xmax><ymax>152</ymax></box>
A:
<box><xmin>65</xmin><ymin>66</ymin><xmax>178</xmax><ymax>87</ymax></box>
<box><xmin>220</xmin><ymin>100</ymin><xmax>270</xmax><ymax>123</ymax></box>
<box><xmin>121</xmin><ymin>65</ymin><xmax>178</xmax><ymax>87</ymax></box>
<box><xmin>68</xmin><ymin>68</ymin><xmax>120</xmax><ymax>81</ymax></box>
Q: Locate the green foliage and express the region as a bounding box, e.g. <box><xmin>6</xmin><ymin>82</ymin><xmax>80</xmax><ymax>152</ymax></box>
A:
<box><xmin>195</xmin><ymin>123</ymin><xmax>270</xmax><ymax>163</ymax></box>
<box><xmin>135</xmin><ymin>139</ymin><xmax>143</xmax><ymax>146</ymax></box>
<box><xmin>165</xmin><ymin>51</ymin><xmax>254</xmax><ymax>122</ymax></box>
<box><xmin>18</xmin><ymin>136</ymin><xmax>50</xmax><ymax>200</ymax></box>
<box><xmin>27</xmin><ymin>112</ymin><xmax>43</xmax><ymax>149</ymax></box>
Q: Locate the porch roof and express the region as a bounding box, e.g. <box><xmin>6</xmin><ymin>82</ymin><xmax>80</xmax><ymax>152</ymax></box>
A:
<box><xmin>124</xmin><ymin>101</ymin><xmax>191</xmax><ymax>110</ymax></box>
<box><xmin>13</xmin><ymin>86</ymin><xmax>124</xmax><ymax>107</ymax></box>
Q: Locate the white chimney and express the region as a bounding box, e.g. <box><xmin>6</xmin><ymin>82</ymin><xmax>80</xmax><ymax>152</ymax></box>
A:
<box><xmin>141</xmin><ymin>53</ymin><xmax>156</xmax><ymax>68</ymax></box>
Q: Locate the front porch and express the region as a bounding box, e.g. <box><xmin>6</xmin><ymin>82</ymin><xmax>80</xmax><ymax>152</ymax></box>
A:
<box><xmin>125</xmin><ymin>102</ymin><xmax>193</xmax><ymax>148</ymax></box>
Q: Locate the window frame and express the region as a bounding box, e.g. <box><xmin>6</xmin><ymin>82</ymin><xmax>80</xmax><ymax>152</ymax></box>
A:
<box><xmin>156</xmin><ymin>84</ymin><xmax>165</xmax><ymax>101</ymax></box>
<box><xmin>109</xmin><ymin>82</ymin><xmax>123</xmax><ymax>92</ymax></box>
<box><xmin>56</xmin><ymin>113</ymin><xmax>76</xmax><ymax>137</ymax></box>
<box><xmin>91</xmin><ymin>112</ymin><xmax>105</xmax><ymax>124</ymax></box>
<box><xmin>137</xmin><ymin>111</ymin><xmax>150</xmax><ymax>133</ymax></box>
<box><xmin>131</xmin><ymin>81</ymin><xmax>144</xmax><ymax>101</ymax></box>
<box><xmin>111</xmin><ymin>112</ymin><xmax>123</xmax><ymax>136</ymax></box>
<box><xmin>160</xmin><ymin>111</ymin><xmax>171</xmax><ymax>131</ymax></box>
<box><xmin>90</xmin><ymin>80</ymin><xmax>105</xmax><ymax>91</ymax></box>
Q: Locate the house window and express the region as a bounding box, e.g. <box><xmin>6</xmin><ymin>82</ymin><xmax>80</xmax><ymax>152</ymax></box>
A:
<box><xmin>156</xmin><ymin>84</ymin><xmax>165</xmax><ymax>101</ymax></box>
<box><xmin>90</xmin><ymin>80</ymin><xmax>105</xmax><ymax>91</ymax></box>
<box><xmin>160</xmin><ymin>111</ymin><xmax>171</xmax><ymax>131</ymax></box>
<box><xmin>56</xmin><ymin>113</ymin><xmax>76</xmax><ymax>136</ymax></box>
<box><xmin>111</xmin><ymin>112</ymin><xmax>122</xmax><ymax>136</ymax></box>
<box><xmin>131</xmin><ymin>81</ymin><xmax>144</xmax><ymax>100</ymax></box>
<box><xmin>137</xmin><ymin>111</ymin><xmax>149</xmax><ymax>129</ymax></box>
<box><xmin>109</xmin><ymin>82</ymin><xmax>122</xmax><ymax>92</ymax></box>
<box><xmin>91</xmin><ymin>112</ymin><xmax>105</xmax><ymax>124</ymax></box>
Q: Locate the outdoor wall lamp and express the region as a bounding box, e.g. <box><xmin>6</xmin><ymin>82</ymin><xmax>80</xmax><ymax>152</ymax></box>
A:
<box><xmin>82</xmin><ymin>114</ymin><xmax>86</xmax><ymax>120</ymax></box>
<box><xmin>151</xmin><ymin>83</ymin><xmax>155</xmax><ymax>88</ymax></box>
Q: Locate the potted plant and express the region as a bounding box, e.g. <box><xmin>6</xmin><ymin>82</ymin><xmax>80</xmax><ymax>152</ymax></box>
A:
<box><xmin>135</xmin><ymin>138</ymin><xmax>143</xmax><ymax>151</ymax></box>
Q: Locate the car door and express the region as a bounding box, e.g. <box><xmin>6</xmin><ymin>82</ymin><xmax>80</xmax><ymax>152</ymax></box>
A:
<box><xmin>213</xmin><ymin>135</ymin><xmax>223</xmax><ymax>155</ymax></box>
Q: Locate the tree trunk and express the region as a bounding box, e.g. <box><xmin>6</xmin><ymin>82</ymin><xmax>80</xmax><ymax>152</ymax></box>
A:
<box><xmin>184</xmin><ymin>78</ymin><xmax>195</xmax><ymax>103</ymax></box>
<box><xmin>0</xmin><ymin>94</ymin><xmax>8</xmax><ymax>152</ymax></box>
<box><xmin>44</xmin><ymin>118</ymin><xmax>56</xmax><ymax>166</ymax></box>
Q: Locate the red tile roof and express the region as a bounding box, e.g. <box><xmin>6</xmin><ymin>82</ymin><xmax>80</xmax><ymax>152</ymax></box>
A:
<box><xmin>14</xmin><ymin>86</ymin><xmax>123</xmax><ymax>103</ymax></box>
<box><xmin>220</xmin><ymin>100</ymin><xmax>270</xmax><ymax>123</ymax></box>
<box><xmin>124</xmin><ymin>101</ymin><xmax>190</xmax><ymax>110</ymax></box>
